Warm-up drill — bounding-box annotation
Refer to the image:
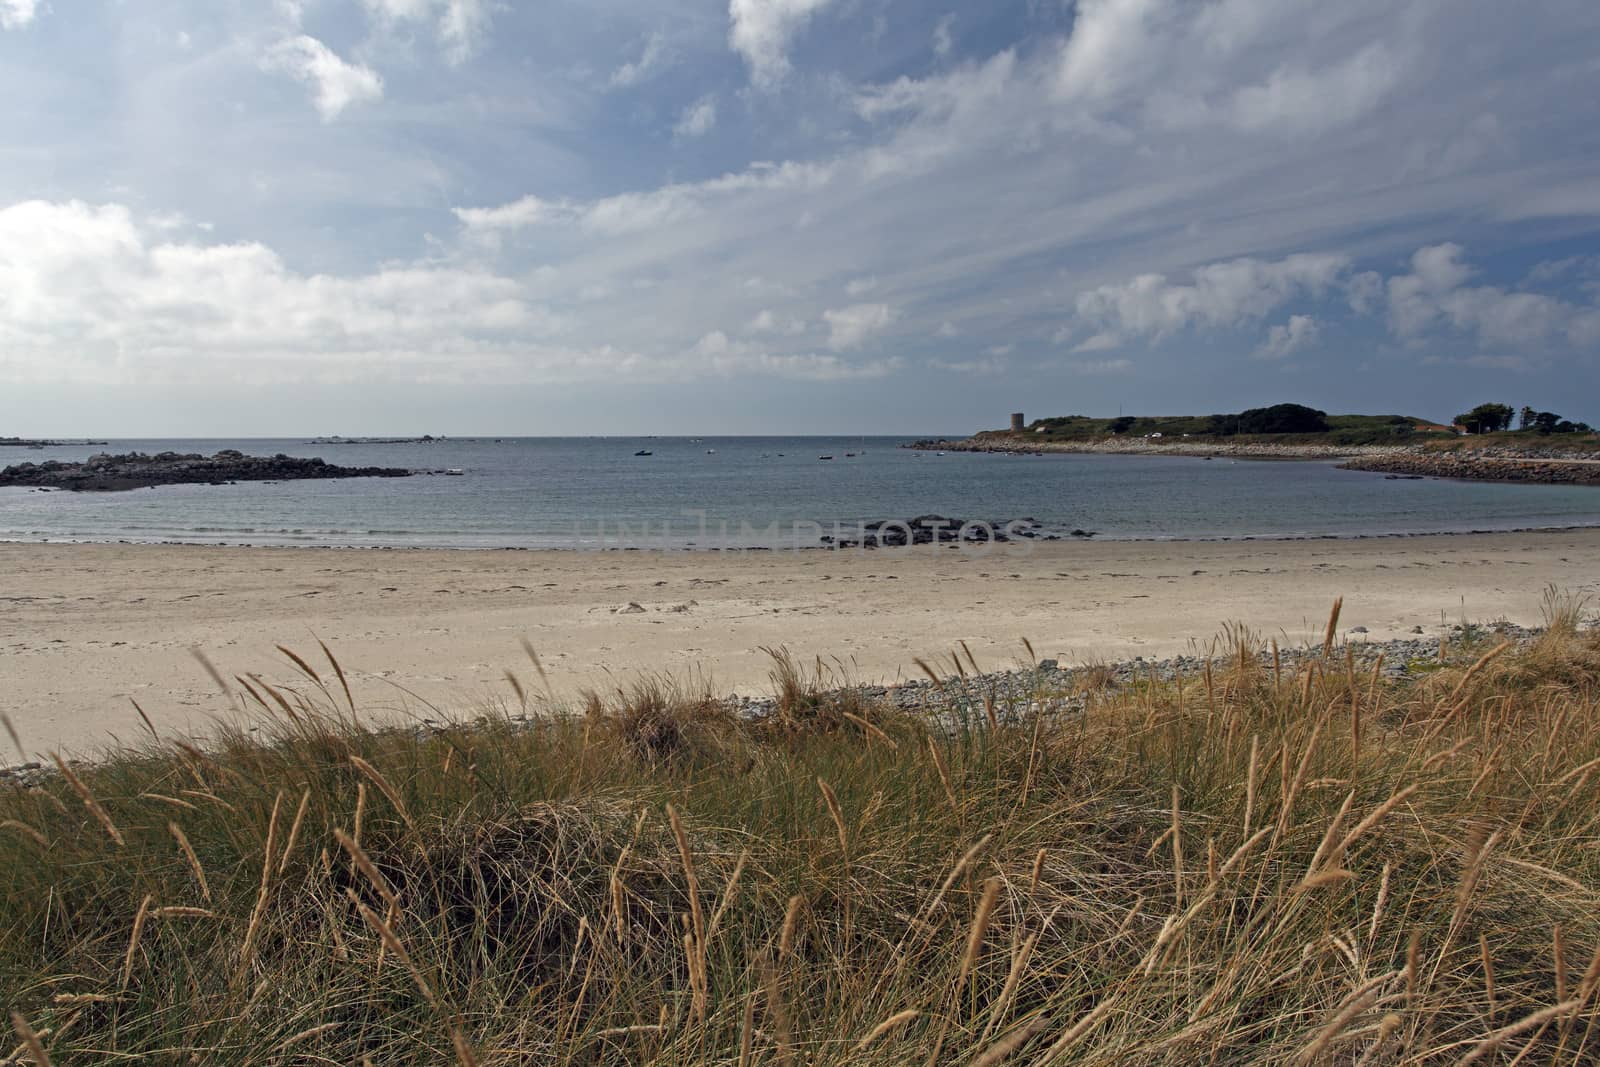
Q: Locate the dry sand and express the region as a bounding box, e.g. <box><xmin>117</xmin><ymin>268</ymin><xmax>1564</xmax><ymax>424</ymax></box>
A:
<box><xmin>4</xmin><ymin>530</ymin><xmax>1599</xmax><ymax>756</ymax></box>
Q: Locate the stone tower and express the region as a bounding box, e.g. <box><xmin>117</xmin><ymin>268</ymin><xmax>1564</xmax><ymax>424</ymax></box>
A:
<box><xmin>1010</xmin><ymin>412</ymin><xmax>1026</xmax><ymax>433</ymax></box>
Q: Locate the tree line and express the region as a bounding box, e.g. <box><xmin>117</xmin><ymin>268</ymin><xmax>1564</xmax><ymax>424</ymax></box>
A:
<box><xmin>1108</xmin><ymin>403</ymin><xmax>1334</xmax><ymax>436</ymax></box>
<box><xmin>1455</xmin><ymin>403</ymin><xmax>1593</xmax><ymax>435</ymax></box>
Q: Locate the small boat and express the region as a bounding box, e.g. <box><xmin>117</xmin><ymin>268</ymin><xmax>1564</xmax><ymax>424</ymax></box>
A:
<box><xmin>634</xmin><ymin>449</ymin><xmax>653</xmax><ymax>456</ymax></box>
<box><xmin>706</xmin><ymin>449</ymin><xmax>716</xmax><ymax>454</ymax></box>
<box><xmin>818</xmin><ymin>455</ymin><xmax>834</xmax><ymax>461</ymax></box>
<box><xmin>445</xmin><ymin>468</ymin><xmax>465</xmax><ymax>476</ymax></box>
<box><xmin>844</xmin><ymin>452</ymin><xmax>856</xmax><ymax>458</ymax></box>
<box><xmin>936</xmin><ymin>452</ymin><xmax>946</xmax><ymax>457</ymax></box>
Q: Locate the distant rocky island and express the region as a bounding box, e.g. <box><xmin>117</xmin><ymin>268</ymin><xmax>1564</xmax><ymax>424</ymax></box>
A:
<box><xmin>1</xmin><ymin>437</ymin><xmax>109</xmax><ymax>448</ymax></box>
<box><xmin>307</xmin><ymin>435</ymin><xmax>446</xmax><ymax>445</ymax></box>
<box><xmin>0</xmin><ymin>450</ymin><xmax>413</xmax><ymax>492</ymax></box>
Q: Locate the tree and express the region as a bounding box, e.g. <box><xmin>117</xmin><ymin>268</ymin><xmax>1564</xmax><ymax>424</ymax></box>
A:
<box><xmin>1232</xmin><ymin>403</ymin><xmax>1329</xmax><ymax>434</ymax></box>
<box><xmin>1455</xmin><ymin>403</ymin><xmax>1515</xmax><ymax>434</ymax></box>
<box><xmin>1520</xmin><ymin>406</ymin><xmax>1537</xmax><ymax>430</ymax></box>
<box><xmin>1107</xmin><ymin>416</ymin><xmax>1136</xmax><ymax>435</ymax></box>
<box><xmin>1531</xmin><ymin>410</ymin><xmax>1563</xmax><ymax>435</ymax></box>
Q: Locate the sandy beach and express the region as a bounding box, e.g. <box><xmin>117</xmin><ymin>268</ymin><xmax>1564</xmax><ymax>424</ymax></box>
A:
<box><xmin>4</xmin><ymin>530</ymin><xmax>1600</xmax><ymax>755</ymax></box>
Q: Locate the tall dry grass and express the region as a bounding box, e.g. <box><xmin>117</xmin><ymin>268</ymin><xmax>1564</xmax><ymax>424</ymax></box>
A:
<box><xmin>3</xmin><ymin>601</ymin><xmax>1600</xmax><ymax>1064</ymax></box>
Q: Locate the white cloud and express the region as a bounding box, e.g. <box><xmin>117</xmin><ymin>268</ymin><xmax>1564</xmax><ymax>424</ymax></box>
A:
<box><xmin>612</xmin><ymin>32</ymin><xmax>667</xmax><ymax>88</ymax></box>
<box><xmin>361</xmin><ymin>0</ymin><xmax>491</xmax><ymax>64</ymax></box>
<box><xmin>1346</xmin><ymin>270</ymin><xmax>1384</xmax><ymax>315</ymax></box>
<box><xmin>687</xmin><ymin>328</ymin><xmax>899</xmax><ymax>380</ymax></box>
<box><xmin>0</xmin><ymin>200</ymin><xmax>568</xmax><ymax>385</ymax></box>
<box><xmin>1229</xmin><ymin>44</ymin><xmax>1399</xmax><ymax>135</ymax></box>
<box><xmin>932</xmin><ymin>353</ymin><xmax>1008</xmax><ymax>376</ymax></box>
<box><xmin>1386</xmin><ymin>243</ymin><xmax>1600</xmax><ymax>349</ymax></box>
<box><xmin>1070</xmin><ymin>358</ymin><xmax>1135</xmax><ymax>375</ymax></box>
<box><xmin>851</xmin><ymin>49</ymin><xmax>1031</xmax><ymax>183</ymax></box>
<box><xmin>1054</xmin><ymin>0</ymin><xmax>1165</xmax><ymax>103</ymax></box>
<box><xmin>453</xmin><ymin>195</ymin><xmax>563</xmax><ymax>233</ymax></box>
<box><xmin>454</xmin><ymin>157</ymin><xmax>837</xmax><ymax>239</ymax></box>
<box><xmin>1052</xmin><ymin>0</ymin><xmax>1403</xmax><ymax>138</ymax></box>
<box><xmin>675</xmin><ymin>95</ymin><xmax>718</xmax><ymax>138</ymax></box>
<box><xmin>855</xmin><ymin>49</ymin><xmax>1017</xmax><ymax>123</ymax></box>
<box><xmin>1386</xmin><ymin>243</ymin><xmax>1473</xmax><ymax>338</ymax></box>
<box><xmin>1524</xmin><ymin>256</ymin><xmax>1600</xmax><ymax>287</ymax></box>
<box><xmin>753</xmin><ymin>353</ymin><xmax>902</xmax><ymax>381</ymax></box>
<box><xmin>263</xmin><ymin>36</ymin><xmax>384</xmax><ymax>121</ymax></box>
<box><xmin>0</xmin><ymin>0</ymin><xmax>38</xmax><ymax>30</ymax></box>
<box><xmin>694</xmin><ymin>329</ymin><xmax>733</xmax><ymax>356</ymax></box>
<box><xmin>438</xmin><ymin>0</ymin><xmax>490</xmax><ymax>64</ymax></box>
<box><xmin>747</xmin><ymin>309</ymin><xmax>806</xmax><ymax>335</ymax></box>
<box><xmin>1256</xmin><ymin>314</ymin><xmax>1319</xmax><ymax>359</ymax></box>
<box><xmin>0</xmin><ymin>200</ymin><xmax>921</xmax><ymax>389</ymax></box>
<box><xmin>729</xmin><ymin>0</ymin><xmax>838</xmax><ymax>88</ymax></box>
<box><xmin>844</xmin><ymin>276</ymin><xmax>877</xmax><ymax>296</ymax></box>
<box><xmin>822</xmin><ymin>302</ymin><xmax>895</xmax><ymax>350</ymax></box>
<box><xmin>932</xmin><ymin>13</ymin><xmax>954</xmax><ymax>57</ymax></box>
<box><xmin>1073</xmin><ymin>252</ymin><xmax>1349</xmax><ymax>348</ymax></box>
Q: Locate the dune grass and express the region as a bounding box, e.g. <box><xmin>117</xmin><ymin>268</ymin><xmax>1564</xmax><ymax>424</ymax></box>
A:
<box><xmin>4</xmin><ymin>598</ymin><xmax>1600</xmax><ymax>1064</ymax></box>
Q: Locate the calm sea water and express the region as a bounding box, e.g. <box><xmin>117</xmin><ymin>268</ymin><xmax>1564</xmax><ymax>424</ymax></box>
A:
<box><xmin>2</xmin><ymin>437</ymin><xmax>1598</xmax><ymax>549</ymax></box>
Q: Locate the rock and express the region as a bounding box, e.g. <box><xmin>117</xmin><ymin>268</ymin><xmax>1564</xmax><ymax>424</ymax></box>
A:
<box><xmin>1037</xmin><ymin>658</ymin><xmax>1058</xmax><ymax>671</ymax></box>
<box><xmin>618</xmin><ymin>602</ymin><xmax>647</xmax><ymax>614</ymax></box>
<box><xmin>1350</xmin><ymin>626</ymin><xmax>1369</xmax><ymax>634</ymax></box>
<box><xmin>0</xmin><ymin>450</ymin><xmax>413</xmax><ymax>492</ymax></box>
<box><xmin>1341</xmin><ymin>451</ymin><xmax>1600</xmax><ymax>486</ymax></box>
<box><xmin>830</xmin><ymin>515</ymin><xmax>1046</xmax><ymax>548</ymax></box>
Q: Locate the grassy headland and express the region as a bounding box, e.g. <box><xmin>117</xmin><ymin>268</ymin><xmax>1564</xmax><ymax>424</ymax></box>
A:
<box><xmin>5</xmin><ymin>595</ymin><xmax>1600</xmax><ymax>1063</ymax></box>
<box><xmin>911</xmin><ymin>404</ymin><xmax>1600</xmax><ymax>482</ymax></box>
<box><xmin>1013</xmin><ymin>411</ymin><xmax>1448</xmax><ymax>448</ymax></box>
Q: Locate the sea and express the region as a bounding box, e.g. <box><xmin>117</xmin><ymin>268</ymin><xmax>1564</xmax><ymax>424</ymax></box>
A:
<box><xmin>2</xmin><ymin>437</ymin><xmax>1598</xmax><ymax>550</ymax></box>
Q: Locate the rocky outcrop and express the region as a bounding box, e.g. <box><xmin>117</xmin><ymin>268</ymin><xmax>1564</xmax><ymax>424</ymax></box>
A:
<box><xmin>1340</xmin><ymin>453</ymin><xmax>1600</xmax><ymax>486</ymax></box>
<box><xmin>819</xmin><ymin>515</ymin><xmax>1093</xmax><ymax>548</ymax></box>
<box><xmin>0</xmin><ymin>450</ymin><xmax>414</xmax><ymax>492</ymax></box>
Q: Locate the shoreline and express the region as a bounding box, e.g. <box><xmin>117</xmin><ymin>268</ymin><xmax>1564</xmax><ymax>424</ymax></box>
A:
<box><xmin>905</xmin><ymin>435</ymin><xmax>1405</xmax><ymax>459</ymax></box>
<box><xmin>1341</xmin><ymin>451</ymin><xmax>1600</xmax><ymax>486</ymax></box>
<box><xmin>909</xmin><ymin>434</ymin><xmax>1600</xmax><ymax>485</ymax></box>
<box><xmin>5</xmin><ymin>529</ymin><xmax>1600</xmax><ymax>756</ymax></box>
<box><xmin>8</xmin><ymin>517</ymin><xmax>1600</xmax><ymax>553</ymax></box>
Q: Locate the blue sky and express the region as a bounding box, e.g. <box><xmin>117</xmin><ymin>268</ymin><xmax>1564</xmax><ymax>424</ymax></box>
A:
<box><xmin>2</xmin><ymin>0</ymin><xmax>1599</xmax><ymax>435</ymax></box>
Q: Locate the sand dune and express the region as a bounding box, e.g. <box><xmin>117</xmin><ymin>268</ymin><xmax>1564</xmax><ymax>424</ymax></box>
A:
<box><xmin>4</xmin><ymin>530</ymin><xmax>1599</xmax><ymax>755</ymax></box>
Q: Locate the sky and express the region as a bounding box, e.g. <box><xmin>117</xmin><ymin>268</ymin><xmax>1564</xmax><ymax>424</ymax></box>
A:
<box><xmin>2</xmin><ymin>0</ymin><xmax>1599</xmax><ymax>436</ymax></box>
